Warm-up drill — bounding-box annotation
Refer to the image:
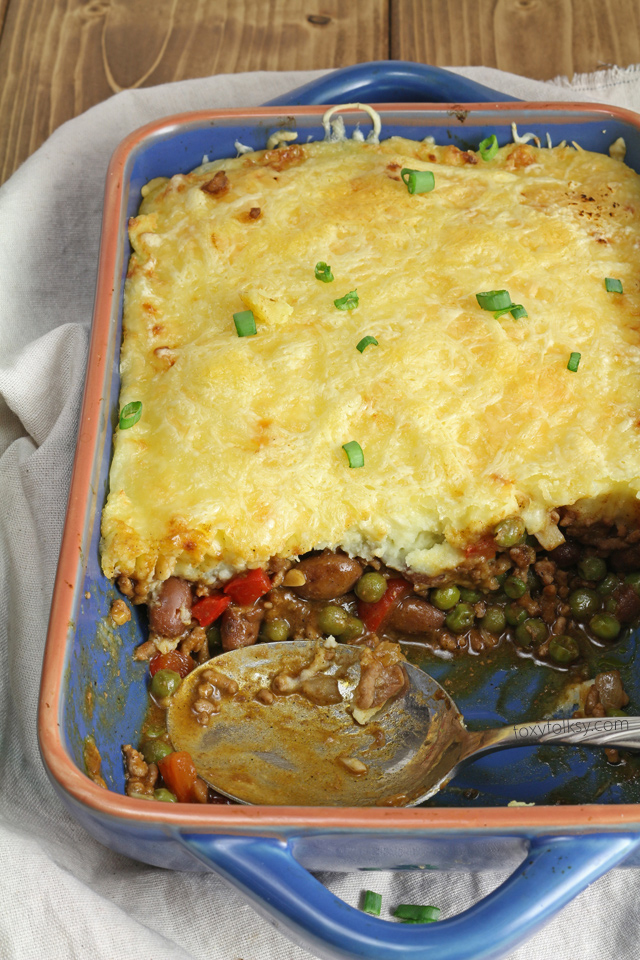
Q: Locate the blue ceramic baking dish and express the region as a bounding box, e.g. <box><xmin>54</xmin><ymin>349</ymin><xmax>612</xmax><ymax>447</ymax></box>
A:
<box><xmin>39</xmin><ymin>62</ymin><xmax>640</xmax><ymax>960</ymax></box>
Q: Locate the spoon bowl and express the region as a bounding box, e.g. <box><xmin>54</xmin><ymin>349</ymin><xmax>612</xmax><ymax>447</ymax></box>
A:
<box><xmin>166</xmin><ymin>640</ymin><xmax>466</xmax><ymax>806</ymax></box>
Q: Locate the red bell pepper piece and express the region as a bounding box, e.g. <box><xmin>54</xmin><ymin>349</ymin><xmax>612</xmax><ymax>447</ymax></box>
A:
<box><xmin>357</xmin><ymin>578</ymin><xmax>411</xmax><ymax>633</ymax></box>
<box><xmin>157</xmin><ymin>751</ymin><xmax>199</xmax><ymax>803</ymax></box>
<box><xmin>464</xmin><ymin>534</ymin><xmax>496</xmax><ymax>560</ymax></box>
<box><xmin>223</xmin><ymin>568</ymin><xmax>272</xmax><ymax>605</ymax></box>
<box><xmin>191</xmin><ymin>592</ymin><xmax>231</xmax><ymax>627</ymax></box>
<box><xmin>149</xmin><ymin>650</ymin><xmax>194</xmax><ymax>678</ymax></box>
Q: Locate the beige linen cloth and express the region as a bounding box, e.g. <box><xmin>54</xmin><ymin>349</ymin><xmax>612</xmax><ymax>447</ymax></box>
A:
<box><xmin>3</xmin><ymin>64</ymin><xmax>640</xmax><ymax>960</ymax></box>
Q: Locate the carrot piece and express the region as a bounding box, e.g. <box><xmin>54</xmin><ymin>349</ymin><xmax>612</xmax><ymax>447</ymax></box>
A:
<box><xmin>157</xmin><ymin>751</ymin><xmax>199</xmax><ymax>803</ymax></box>
<box><xmin>149</xmin><ymin>650</ymin><xmax>194</xmax><ymax>678</ymax></box>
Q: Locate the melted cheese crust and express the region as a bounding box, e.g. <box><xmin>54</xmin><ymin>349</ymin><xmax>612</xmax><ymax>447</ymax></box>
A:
<box><xmin>100</xmin><ymin>136</ymin><xmax>640</xmax><ymax>586</ymax></box>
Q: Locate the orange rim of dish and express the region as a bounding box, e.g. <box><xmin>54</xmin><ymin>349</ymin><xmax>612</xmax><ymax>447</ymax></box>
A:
<box><xmin>39</xmin><ymin>101</ymin><xmax>640</xmax><ymax>835</ymax></box>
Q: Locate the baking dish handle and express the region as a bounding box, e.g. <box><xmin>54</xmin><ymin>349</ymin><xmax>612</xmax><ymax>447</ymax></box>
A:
<box><xmin>264</xmin><ymin>60</ymin><xmax>519</xmax><ymax>107</ymax></box>
<box><xmin>179</xmin><ymin>831</ymin><xmax>640</xmax><ymax>960</ymax></box>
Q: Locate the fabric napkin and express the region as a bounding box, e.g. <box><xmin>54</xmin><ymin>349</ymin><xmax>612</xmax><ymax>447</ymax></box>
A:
<box><xmin>3</xmin><ymin>63</ymin><xmax>640</xmax><ymax>960</ymax></box>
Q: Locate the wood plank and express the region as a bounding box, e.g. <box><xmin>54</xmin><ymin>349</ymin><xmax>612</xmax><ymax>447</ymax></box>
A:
<box><xmin>0</xmin><ymin>0</ymin><xmax>388</xmax><ymax>185</ymax></box>
<box><xmin>0</xmin><ymin>0</ymin><xmax>9</xmax><ymax>44</ymax></box>
<box><xmin>391</xmin><ymin>0</ymin><xmax>640</xmax><ymax>83</ymax></box>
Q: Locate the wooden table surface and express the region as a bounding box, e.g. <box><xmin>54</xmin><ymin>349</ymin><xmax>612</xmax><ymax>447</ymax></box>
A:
<box><xmin>1</xmin><ymin>0</ymin><xmax>639</xmax><ymax>185</ymax></box>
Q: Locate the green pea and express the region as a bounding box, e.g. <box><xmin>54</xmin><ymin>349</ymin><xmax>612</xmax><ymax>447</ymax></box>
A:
<box><xmin>504</xmin><ymin>576</ymin><xmax>527</xmax><ymax>599</ymax></box>
<box><xmin>625</xmin><ymin>572</ymin><xmax>640</xmax><ymax>596</ymax></box>
<box><xmin>431</xmin><ymin>586</ymin><xmax>460</xmax><ymax>610</ymax></box>
<box><xmin>578</xmin><ymin>557</ymin><xmax>607</xmax><ymax>582</ymax></box>
<box><xmin>340</xmin><ymin>616</ymin><xmax>364</xmax><ymax>642</ymax></box>
<box><xmin>514</xmin><ymin>623</ymin><xmax>534</xmax><ymax>647</ymax></box>
<box><xmin>569</xmin><ymin>588</ymin><xmax>599</xmax><ymax>620</ymax></box>
<box><xmin>598</xmin><ymin>657</ymin><xmax>623</xmax><ymax>672</ymax></box>
<box><xmin>527</xmin><ymin>618</ymin><xmax>548</xmax><ymax>643</ymax></box>
<box><xmin>480</xmin><ymin>606</ymin><xmax>507</xmax><ymax>633</ymax></box>
<box><xmin>144</xmin><ymin>724</ymin><xmax>166</xmax><ymax>739</ymax></box>
<box><xmin>606</xmin><ymin>708</ymin><xmax>627</xmax><ymax>718</ymax></box>
<box><xmin>597</xmin><ymin>573</ymin><xmax>620</xmax><ymax>597</ymax></box>
<box><xmin>505</xmin><ymin>603</ymin><xmax>528</xmax><ymax>627</ymax></box>
<box><xmin>459</xmin><ymin>587</ymin><xmax>482</xmax><ymax>603</ymax></box>
<box><xmin>141</xmin><ymin>739</ymin><xmax>173</xmax><ymax>764</ymax></box>
<box><xmin>589</xmin><ymin>613</ymin><xmax>621</xmax><ymax>641</ymax></box>
<box><xmin>515</xmin><ymin>618</ymin><xmax>548</xmax><ymax>647</ymax></box>
<box><xmin>445</xmin><ymin>603</ymin><xmax>475</xmax><ymax>633</ymax></box>
<box><xmin>317</xmin><ymin>604</ymin><xmax>349</xmax><ymax>636</ymax></box>
<box><xmin>207</xmin><ymin>623</ymin><xmax>222</xmax><ymax>652</ymax></box>
<box><xmin>604</xmin><ymin>597</ymin><xmax>618</xmax><ymax>614</ymax></box>
<box><xmin>494</xmin><ymin>517</ymin><xmax>526</xmax><ymax>548</ymax></box>
<box><xmin>495</xmin><ymin>573</ymin><xmax>508</xmax><ymax>586</ymax></box>
<box><xmin>549</xmin><ymin>635</ymin><xmax>580</xmax><ymax>664</ymax></box>
<box><xmin>154</xmin><ymin>788</ymin><xmax>177</xmax><ymax>803</ymax></box>
<box><xmin>526</xmin><ymin>568</ymin><xmax>540</xmax><ymax>593</ymax></box>
<box><xmin>151</xmin><ymin>669</ymin><xmax>182</xmax><ymax>699</ymax></box>
<box><xmin>355</xmin><ymin>572</ymin><xmax>387</xmax><ymax>603</ymax></box>
<box><xmin>262</xmin><ymin>618</ymin><xmax>290</xmax><ymax>642</ymax></box>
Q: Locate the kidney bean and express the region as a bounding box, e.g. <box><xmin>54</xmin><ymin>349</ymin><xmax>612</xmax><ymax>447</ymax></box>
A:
<box><xmin>549</xmin><ymin>540</ymin><xmax>581</xmax><ymax>569</ymax></box>
<box><xmin>594</xmin><ymin>669</ymin><xmax>629</xmax><ymax>712</ymax></box>
<box><xmin>148</xmin><ymin>577</ymin><xmax>192</xmax><ymax>637</ymax></box>
<box><xmin>610</xmin><ymin>545</ymin><xmax>640</xmax><ymax>573</ymax></box>
<box><xmin>612</xmin><ymin>584</ymin><xmax>640</xmax><ymax>623</ymax></box>
<box><xmin>356</xmin><ymin>661</ymin><xmax>406</xmax><ymax>710</ymax></box>
<box><xmin>371</xmin><ymin>664</ymin><xmax>406</xmax><ymax>708</ymax></box>
<box><xmin>386</xmin><ymin>597</ymin><xmax>445</xmax><ymax>634</ymax></box>
<box><xmin>293</xmin><ymin>552</ymin><xmax>363</xmax><ymax>601</ymax></box>
<box><xmin>220</xmin><ymin>605</ymin><xmax>264</xmax><ymax>651</ymax></box>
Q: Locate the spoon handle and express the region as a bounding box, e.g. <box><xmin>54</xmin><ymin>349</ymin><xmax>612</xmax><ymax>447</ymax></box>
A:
<box><xmin>464</xmin><ymin>714</ymin><xmax>640</xmax><ymax>763</ymax></box>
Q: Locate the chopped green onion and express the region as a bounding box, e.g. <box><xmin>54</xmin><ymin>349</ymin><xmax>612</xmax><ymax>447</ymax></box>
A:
<box><xmin>400</xmin><ymin>168</ymin><xmax>435</xmax><ymax>195</ymax></box>
<box><xmin>492</xmin><ymin>302</ymin><xmax>528</xmax><ymax>319</ymax></box>
<box><xmin>233</xmin><ymin>310</ymin><xmax>257</xmax><ymax>337</ymax></box>
<box><xmin>362</xmin><ymin>891</ymin><xmax>382</xmax><ymax>916</ymax></box>
<box><xmin>605</xmin><ymin>277</ymin><xmax>623</xmax><ymax>293</ymax></box>
<box><xmin>567</xmin><ymin>351</ymin><xmax>581</xmax><ymax>372</ymax></box>
<box><xmin>478</xmin><ymin>134</ymin><xmax>499</xmax><ymax>161</ymax></box>
<box><xmin>119</xmin><ymin>401</ymin><xmax>142</xmax><ymax>430</ymax></box>
<box><xmin>476</xmin><ymin>290</ymin><xmax>511</xmax><ymax>311</ymax></box>
<box><xmin>394</xmin><ymin>905</ymin><xmax>440</xmax><ymax>923</ymax></box>
<box><xmin>342</xmin><ymin>441</ymin><xmax>364</xmax><ymax>468</ymax></box>
<box><xmin>356</xmin><ymin>335</ymin><xmax>378</xmax><ymax>353</ymax></box>
<box><xmin>315</xmin><ymin>261</ymin><xmax>334</xmax><ymax>283</ymax></box>
<box><xmin>492</xmin><ymin>303</ymin><xmax>528</xmax><ymax>320</ymax></box>
<box><xmin>334</xmin><ymin>290</ymin><xmax>359</xmax><ymax>311</ymax></box>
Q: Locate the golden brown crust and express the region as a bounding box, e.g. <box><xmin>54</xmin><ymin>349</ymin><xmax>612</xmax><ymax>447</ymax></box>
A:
<box><xmin>102</xmin><ymin>136</ymin><xmax>640</xmax><ymax>591</ymax></box>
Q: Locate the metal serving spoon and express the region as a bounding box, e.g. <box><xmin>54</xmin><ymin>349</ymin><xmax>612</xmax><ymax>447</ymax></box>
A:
<box><xmin>166</xmin><ymin>640</ymin><xmax>640</xmax><ymax>807</ymax></box>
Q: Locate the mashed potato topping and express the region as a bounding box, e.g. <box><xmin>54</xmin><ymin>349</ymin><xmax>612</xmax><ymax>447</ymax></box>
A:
<box><xmin>101</xmin><ymin>131</ymin><xmax>640</xmax><ymax>589</ymax></box>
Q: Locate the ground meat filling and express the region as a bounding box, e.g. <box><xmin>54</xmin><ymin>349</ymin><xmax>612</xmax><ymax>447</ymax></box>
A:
<box><xmin>122</xmin><ymin>745</ymin><xmax>158</xmax><ymax>799</ymax></box>
<box><xmin>135</xmin><ymin>528</ymin><xmax>640</xmax><ymax>670</ymax></box>
<box><xmin>122</xmin><ymin>520</ymin><xmax>640</xmax><ymax>803</ymax></box>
